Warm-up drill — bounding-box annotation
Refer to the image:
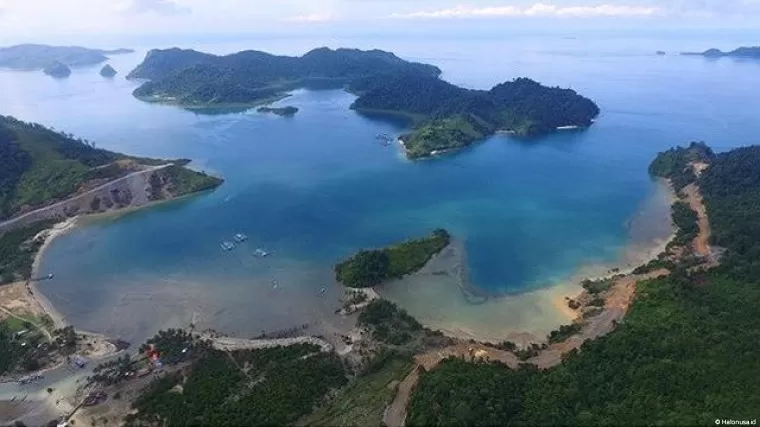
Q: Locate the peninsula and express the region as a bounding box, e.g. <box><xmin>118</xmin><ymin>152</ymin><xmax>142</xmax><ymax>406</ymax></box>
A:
<box><xmin>681</xmin><ymin>46</ymin><xmax>760</xmax><ymax>58</ymax></box>
<box><xmin>128</xmin><ymin>47</ymin><xmax>599</xmax><ymax>158</ymax></box>
<box><xmin>0</xmin><ymin>44</ymin><xmax>134</xmax><ymax>70</ymax></box>
<box><xmin>0</xmin><ymin>115</ymin><xmax>223</xmax><ymax>283</ymax></box>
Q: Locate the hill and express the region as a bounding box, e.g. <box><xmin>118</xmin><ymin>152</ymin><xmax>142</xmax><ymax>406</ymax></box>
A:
<box><xmin>0</xmin><ymin>44</ymin><xmax>133</xmax><ymax>70</ymax></box>
<box><xmin>351</xmin><ymin>75</ymin><xmax>599</xmax><ymax>157</ymax></box>
<box><xmin>43</xmin><ymin>61</ymin><xmax>71</xmax><ymax>78</ymax></box>
<box><xmin>406</xmin><ymin>142</ymin><xmax>760</xmax><ymax>425</ymax></box>
<box><xmin>100</xmin><ymin>64</ymin><xmax>117</xmax><ymax>78</ymax></box>
<box><xmin>127</xmin><ymin>47</ymin><xmax>442</xmax><ymax>106</ymax></box>
<box><xmin>681</xmin><ymin>46</ymin><xmax>760</xmax><ymax>58</ymax></box>
<box><xmin>128</xmin><ymin>47</ymin><xmax>598</xmax><ymax>158</ymax></box>
<box><xmin>0</xmin><ymin>115</ymin><xmax>222</xmax><ymax>221</ymax></box>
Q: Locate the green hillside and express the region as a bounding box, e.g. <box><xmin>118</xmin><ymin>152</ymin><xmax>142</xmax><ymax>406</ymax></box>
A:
<box><xmin>352</xmin><ymin>75</ymin><xmax>600</xmax><ymax>157</ymax></box>
<box><xmin>407</xmin><ymin>143</ymin><xmax>760</xmax><ymax>425</ymax></box>
<box><xmin>128</xmin><ymin>47</ymin><xmax>441</xmax><ymax>106</ymax></box>
<box><xmin>0</xmin><ymin>115</ymin><xmax>221</xmax><ymax>220</ymax></box>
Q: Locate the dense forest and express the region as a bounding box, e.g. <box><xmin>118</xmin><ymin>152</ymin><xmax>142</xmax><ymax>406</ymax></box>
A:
<box><xmin>352</xmin><ymin>75</ymin><xmax>599</xmax><ymax>158</ymax></box>
<box><xmin>335</xmin><ymin>229</ymin><xmax>450</xmax><ymax>288</ymax></box>
<box><xmin>128</xmin><ymin>47</ymin><xmax>598</xmax><ymax>158</ymax></box>
<box><xmin>125</xmin><ymin>344</ymin><xmax>346</xmax><ymax>426</ymax></box>
<box><xmin>0</xmin><ymin>115</ymin><xmax>221</xmax><ymax>220</ymax></box>
<box><xmin>357</xmin><ymin>299</ymin><xmax>423</xmax><ymax>345</ymax></box>
<box><xmin>0</xmin><ymin>220</ymin><xmax>55</xmax><ymax>284</ymax></box>
<box><xmin>648</xmin><ymin>141</ymin><xmax>714</xmax><ymax>191</ymax></box>
<box><xmin>128</xmin><ymin>47</ymin><xmax>441</xmax><ymax>105</ymax></box>
<box><xmin>407</xmin><ymin>143</ymin><xmax>760</xmax><ymax>425</ymax></box>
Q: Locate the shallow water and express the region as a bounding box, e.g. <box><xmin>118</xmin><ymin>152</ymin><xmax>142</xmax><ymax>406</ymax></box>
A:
<box><xmin>2</xmin><ymin>32</ymin><xmax>760</xmax><ymax>343</ymax></box>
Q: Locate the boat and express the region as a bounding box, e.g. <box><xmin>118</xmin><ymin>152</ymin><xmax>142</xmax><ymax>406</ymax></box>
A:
<box><xmin>220</xmin><ymin>241</ymin><xmax>235</xmax><ymax>251</ymax></box>
<box><xmin>254</xmin><ymin>248</ymin><xmax>270</xmax><ymax>257</ymax></box>
<box><xmin>233</xmin><ymin>233</ymin><xmax>248</xmax><ymax>243</ymax></box>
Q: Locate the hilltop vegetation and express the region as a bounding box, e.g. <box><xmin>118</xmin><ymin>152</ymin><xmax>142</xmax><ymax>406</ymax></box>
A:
<box><xmin>407</xmin><ymin>143</ymin><xmax>760</xmax><ymax>425</ymax></box>
<box><xmin>128</xmin><ymin>47</ymin><xmax>598</xmax><ymax>157</ymax></box>
<box><xmin>649</xmin><ymin>141</ymin><xmax>714</xmax><ymax>191</ymax></box>
<box><xmin>0</xmin><ymin>44</ymin><xmax>133</xmax><ymax>70</ymax></box>
<box><xmin>352</xmin><ymin>75</ymin><xmax>599</xmax><ymax>158</ymax></box>
<box><xmin>125</xmin><ymin>343</ymin><xmax>346</xmax><ymax>427</ymax></box>
<box><xmin>335</xmin><ymin>229</ymin><xmax>450</xmax><ymax>288</ymax></box>
<box><xmin>0</xmin><ymin>220</ymin><xmax>54</xmax><ymax>284</ymax></box>
<box><xmin>0</xmin><ymin>115</ymin><xmax>221</xmax><ymax>221</ymax></box>
<box><xmin>128</xmin><ymin>47</ymin><xmax>441</xmax><ymax>106</ymax></box>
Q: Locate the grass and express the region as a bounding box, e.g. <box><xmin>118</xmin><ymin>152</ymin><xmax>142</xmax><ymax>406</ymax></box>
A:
<box><xmin>300</xmin><ymin>356</ymin><xmax>415</xmax><ymax>427</ymax></box>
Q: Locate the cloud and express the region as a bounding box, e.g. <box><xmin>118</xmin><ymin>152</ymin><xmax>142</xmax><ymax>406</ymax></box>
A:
<box><xmin>285</xmin><ymin>12</ymin><xmax>336</xmax><ymax>22</ymax></box>
<box><xmin>388</xmin><ymin>3</ymin><xmax>660</xmax><ymax>19</ymax></box>
<box><xmin>128</xmin><ymin>0</ymin><xmax>190</xmax><ymax>15</ymax></box>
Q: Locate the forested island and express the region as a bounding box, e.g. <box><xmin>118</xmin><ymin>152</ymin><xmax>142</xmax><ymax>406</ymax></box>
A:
<box><xmin>349</xmin><ymin>75</ymin><xmax>599</xmax><ymax>157</ymax></box>
<box><xmin>127</xmin><ymin>47</ymin><xmax>441</xmax><ymax>106</ymax></box>
<box><xmin>100</xmin><ymin>64</ymin><xmax>117</xmax><ymax>78</ymax></box>
<box><xmin>406</xmin><ymin>143</ymin><xmax>760</xmax><ymax>425</ymax></box>
<box><xmin>0</xmin><ymin>44</ymin><xmax>133</xmax><ymax>70</ymax></box>
<box><xmin>0</xmin><ymin>115</ymin><xmax>223</xmax><ymax>283</ymax></box>
<box><xmin>257</xmin><ymin>106</ymin><xmax>299</xmax><ymax>116</ymax></box>
<box><xmin>335</xmin><ymin>229</ymin><xmax>450</xmax><ymax>288</ymax></box>
<box><xmin>681</xmin><ymin>46</ymin><xmax>760</xmax><ymax>58</ymax></box>
<box><xmin>42</xmin><ymin>61</ymin><xmax>70</xmax><ymax>78</ymax></box>
<box><xmin>127</xmin><ymin>47</ymin><xmax>598</xmax><ymax>158</ymax></box>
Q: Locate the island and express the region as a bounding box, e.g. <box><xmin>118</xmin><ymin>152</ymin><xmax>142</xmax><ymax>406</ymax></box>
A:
<box><xmin>127</xmin><ymin>47</ymin><xmax>441</xmax><ymax>106</ymax></box>
<box><xmin>0</xmin><ymin>115</ymin><xmax>223</xmax><ymax>283</ymax></box>
<box><xmin>349</xmin><ymin>74</ymin><xmax>599</xmax><ymax>158</ymax></box>
<box><xmin>43</xmin><ymin>61</ymin><xmax>71</xmax><ymax>78</ymax></box>
<box><xmin>656</xmin><ymin>50</ymin><xmax>666</xmax><ymax>55</ymax></box>
<box><xmin>257</xmin><ymin>106</ymin><xmax>299</xmax><ymax>116</ymax></box>
<box><xmin>127</xmin><ymin>47</ymin><xmax>599</xmax><ymax>158</ymax></box>
<box><xmin>681</xmin><ymin>46</ymin><xmax>760</xmax><ymax>58</ymax></box>
<box><xmin>100</xmin><ymin>64</ymin><xmax>117</xmax><ymax>78</ymax></box>
<box><xmin>0</xmin><ymin>44</ymin><xmax>134</xmax><ymax>70</ymax></box>
<box><xmin>335</xmin><ymin>229</ymin><xmax>450</xmax><ymax>288</ymax></box>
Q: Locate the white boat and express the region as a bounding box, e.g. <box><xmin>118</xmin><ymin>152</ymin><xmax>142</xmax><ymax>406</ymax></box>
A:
<box><xmin>220</xmin><ymin>241</ymin><xmax>235</xmax><ymax>251</ymax></box>
<box><xmin>254</xmin><ymin>248</ymin><xmax>270</xmax><ymax>257</ymax></box>
<box><xmin>234</xmin><ymin>233</ymin><xmax>248</xmax><ymax>243</ymax></box>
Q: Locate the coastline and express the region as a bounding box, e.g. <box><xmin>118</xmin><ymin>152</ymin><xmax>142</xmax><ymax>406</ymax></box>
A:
<box><xmin>134</xmin><ymin>93</ymin><xmax>292</xmax><ymax>110</ymax></box>
<box><xmin>29</xmin><ymin>216</ymin><xmax>79</xmax><ymax>330</ymax></box>
<box><xmin>378</xmin><ymin>179</ymin><xmax>677</xmax><ymax>345</ymax></box>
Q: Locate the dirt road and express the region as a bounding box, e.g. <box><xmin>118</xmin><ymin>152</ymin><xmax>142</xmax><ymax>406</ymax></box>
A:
<box><xmin>682</xmin><ymin>183</ymin><xmax>712</xmax><ymax>258</ymax></box>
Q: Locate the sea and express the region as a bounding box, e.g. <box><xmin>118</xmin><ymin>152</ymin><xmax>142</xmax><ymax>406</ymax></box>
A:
<box><xmin>2</xmin><ymin>30</ymin><xmax>760</xmax><ymax>344</ymax></box>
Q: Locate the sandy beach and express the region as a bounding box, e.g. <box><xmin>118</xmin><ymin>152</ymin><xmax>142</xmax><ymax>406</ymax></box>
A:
<box><xmin>28</xmin><ymin>217</ymin><xmax>79</xmax><ymax>330</ymax></box>
<box><xmin>379</xmin><ymin>180</ymin><xmax>677</xmax><ymax>345</ymax></box>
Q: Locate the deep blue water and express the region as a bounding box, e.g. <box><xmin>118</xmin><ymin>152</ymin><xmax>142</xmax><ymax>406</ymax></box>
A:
<box><xmin>2</xmin><ymin>33</ymin><xmax>760</xmax><ymax>340</ymax></box>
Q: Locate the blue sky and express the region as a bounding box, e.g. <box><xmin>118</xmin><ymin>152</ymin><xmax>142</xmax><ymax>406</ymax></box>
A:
<box><xmin>0</xmin><ymin>0</ymin><xmax>759</xmax><ymax>43</ymax></box>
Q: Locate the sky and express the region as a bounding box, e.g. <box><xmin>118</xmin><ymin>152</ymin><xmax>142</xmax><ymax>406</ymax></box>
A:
<box><xmin>0</xmin><ymin>0</ymin><xmax>759</xmax><ymax>44</ymax></box>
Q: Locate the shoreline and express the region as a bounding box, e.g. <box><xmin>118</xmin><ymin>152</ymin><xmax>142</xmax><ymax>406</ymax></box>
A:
<box><xmin>29</xmin><ymin>217</ymin><xmax>79</xmax><ymax>330</ymax></box>
<box><xmin>378</xmin><ymin>179</ymin><xmax>678</xmax><ymax>345</ymax></box>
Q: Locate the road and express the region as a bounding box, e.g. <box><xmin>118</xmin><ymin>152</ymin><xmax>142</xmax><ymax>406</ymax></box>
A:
<box><xmin>0</xmin><ymin>164</ymin><xmax>171</xmax><ymax>234</ymax></box>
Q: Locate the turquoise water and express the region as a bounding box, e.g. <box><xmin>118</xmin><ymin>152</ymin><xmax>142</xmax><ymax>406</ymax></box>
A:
<box><xmin>3</xmin><ymin>33</ymin><xmax>760</xmax><ymax>342</ymax></box>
